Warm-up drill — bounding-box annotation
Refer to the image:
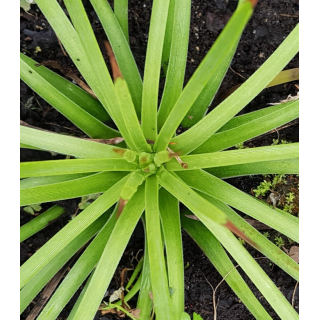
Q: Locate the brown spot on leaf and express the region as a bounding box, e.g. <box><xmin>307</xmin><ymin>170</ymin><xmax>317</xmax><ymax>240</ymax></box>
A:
<box><xmin>113</xmin><ymin>148</ymin><xmax>127</xmax><ymax>156</ymax></box>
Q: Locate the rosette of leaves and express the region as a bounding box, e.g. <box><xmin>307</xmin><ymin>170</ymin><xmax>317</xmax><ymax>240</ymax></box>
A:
<box><xmin>20</xmin><ymin>0</ymin><xmax>299</xmax><ymax>319</ymax></box>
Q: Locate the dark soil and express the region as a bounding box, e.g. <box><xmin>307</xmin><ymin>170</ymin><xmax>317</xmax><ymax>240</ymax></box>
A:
<box><xmin>20</xmin><ymin>0</ymin><xmax>299</xmax><ymax>319</ymax></box>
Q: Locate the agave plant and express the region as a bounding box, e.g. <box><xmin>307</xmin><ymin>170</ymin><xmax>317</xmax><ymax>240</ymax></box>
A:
<box><xmin>20</xmin><ymin>0</ymin><xmax>299</xmax><ymax>319</ymax></box>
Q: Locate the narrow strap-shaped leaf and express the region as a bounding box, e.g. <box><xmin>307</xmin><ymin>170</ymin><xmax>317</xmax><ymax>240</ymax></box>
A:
<box><xmin>166</xmin><ymin>143</ymin><xmax>299</xmax><ymax>171</ymax></box>
<box><xmin>20</xmin><ymin>54</ymin><xmax>118</xmax><ymax>139</ymax></box>
<box><xmin>20</xmin><ymin>211</ymin><xmax>110</xmax><ymax>314</ymax></box>
<box><xmin>181</xmin><ymin>214</ymin><xmax>273</xmax><ymax>320</ymax></box>
<box><xmin>35</xmin><ymin>0</ymin><xmax>97</xmax><ymax>86</ymax></box>
<box><xmin>158</xmin><ymin>0</ymin><xmax>191</xmax><ymax>129</ymax></box>
<box><xmin>68</xmin><ymin>184</ymin><xmax>145</xmax><ymax>320</ymax></box>
<box><xmin>36</xmin><ymin>0</ymin><xmax>135</xmax><ymax>150</ymax></box>
<box><xmin>193</xmin><ymin>100</ymin><xmax>299</xmax><ymax>153</ymax></box>
<box><xmin>137</xmin><ymin>215</ymin><xmax>153</xmax><ymax>320</ymax></box>
<box><xmin>20</xmin><ymin>173</ymin><xmax>92</xmax><ymax>190</ymax></box>
<box><xmin>141</xmin><ymin>0</ymin><xmax>171</xmax><ymax>141</ymax></box>
<box><xmin>20</xmin><ymin>126</ymin><xmax>124</xmax><ymax>159</ymax></box>
<box><xmin>90</xmin><ymin>0</ymin><xmax>143</xmax><ymax>115</ymax></box>
<box><xmin>68</xmin><ymin>271</ymin><xmax>94</xmax><ymax>320</ymax></box>
<box><xmin>180</xmin><ymin>43</ymin><xmax>238</xmax><ymax>128</ymax></box>
<box><xmin>20</xmin><ymin>205</ymin><xmax>65</xmax><ymax>242</ymax></box>
<box><xmin>161</xmin><ymin>0</ymin><xmax>175</xmax><ymax>75</ymax></box>
<box><xmin>171</xmin><ymin>24</ymin><xmax>299</xmax><ymax>154</ymax></box>
<box><xmin>159</xmin><ymin>189</ymin><xmax>184</xmax><ymax>317</ymax></box>
<box><xmin>177</xmin><ymin>169</ymin><xmax>299</xmax><ymax>242</ymax></box>
<box><xmin>63</xmin><ymin>0</ymin><xmax>137</xmax><ymax>150</ymax></box>
<box><xmin>21</xmin><ymin>172</ymin><xmax>126</xmax><ymax>206</ymax></box>
<box><xmin>145</xmin><ymin>176</ymin><xmax>173</xmax><ymax>319</ymax></box>
<box><xmin>115</xmin><ymin>77</ymin><xmax>151</xmax><ymax>152</ymax></box>
<box><xmin>155</xmin><ymin>1</ymin><xmax>255</xmax><ymax>151</ymax></box>
<box><xmin>20</xmin><ymin>158</ymin><xmax>137</xmax><ymax>178</ymax></box>
<box><xmin>198</xmin><ymin>193</ymin><xmax>299</xmax><ymax>280</ymax></box>
<box><xmin>37</xmin><ymin>207</ymin><xmax>118</xmax><ymax>320</ymax></box>
<box><xmin>157</xmin><ymin>167</ymin><xmax>227</xmax><ymax>225</ymax></box>
<box><xmin>216</xmin><ymin>102</ymin><xmax>296</xmax><ymax>133</ymax></box>
<box><xmin>185</xmin><ymin>205</ymin><xmax>298</xmax><ymax>319</ymax></box>
<box><xmin>20</xmin><ymin>174</ymin><xmax>129</xmax><ymax>289</ymax></box>
<box><xmin>206</xmin><ymin>158</ymin><xmax>299</xmax><ymax>179</ymax></box>
<box><xmin>215</xmin><ymin>68</ymin><xmax>299</xmax><ymax>105</ymax></box>
<box><xmin>20</xmin><ymin>53</ymin><xmax>110</xmax><ymax>123</ymax></box>
<box><xmin>114</xmin><ymin>0</ymin><xmax>129</xmax><ymax>42</ymax></box>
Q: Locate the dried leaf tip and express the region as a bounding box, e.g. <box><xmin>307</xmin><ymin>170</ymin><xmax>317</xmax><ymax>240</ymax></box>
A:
<box><xmin>104</xmin><ymin>41</ymin><xmax>122</xmax><ymax>80</ymax></box>
<box><xmin>117</xmin><ymin>198</ymin><xmax>128</xmax><ymax>218</ymax></box>
<box><xmin>224</xmin><ymin>220</ymin><xmax>259</xmax><ymax>249</ymax></box>
<box><xmin>247</xmin><ymin>0</ymin><xmax>258</xmax><ymax>7</ymax></box>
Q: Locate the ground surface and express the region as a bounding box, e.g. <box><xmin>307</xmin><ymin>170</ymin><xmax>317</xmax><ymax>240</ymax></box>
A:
<box><xmin>20</xmin><ymin>0</ymin><xmax>299</xmax><ymax>319</ymax></box>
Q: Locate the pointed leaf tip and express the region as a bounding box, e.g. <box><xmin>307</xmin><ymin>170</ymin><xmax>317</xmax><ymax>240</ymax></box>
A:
<box><xmin>104</xmin><ymin>41</ymin><xmax>122</xmax><ymax>80</ymax></box>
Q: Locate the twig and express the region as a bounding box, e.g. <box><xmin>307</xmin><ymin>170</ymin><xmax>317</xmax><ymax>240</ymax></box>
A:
<box><xmin>202</xmin><ymin>257</ymin><xmax>268</xmax><ymax>319</ymax></box>
<box><xmin>230</xmin><ymin>67</ymin><xmax>246</xmax><ymax>80</ymax></box>
<box><xmin>246</xmin><ymin>119</ymin><xmax>299</xmax><ymax>143</ymax></box>
<box><xmin>279</xmin><ymin>14</ymin><xmax>299</xmax><ymax>18</ymax></box>
<box><xmin>25</xmin><ymin>248</ymin><xmax>83</xmax><ymax>320</ymax></box>
<box><xmin>291</xmin><ymin>281</ymin><xmax>299</xmax><ymax>307</ymax></box>
<box><xmin>56</xmin><ymin>35</ymin><xmax>68</xmax><ymax>57</ymax></box>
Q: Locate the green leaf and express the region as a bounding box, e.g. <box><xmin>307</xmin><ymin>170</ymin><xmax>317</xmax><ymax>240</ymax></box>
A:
<box><xmin>185</xmin><ymin>205</ymin><xmax>298</xmax><ymax>319</ymax></box>
<box><xmin>206</xmin><ymin>158</ymin><xmax>299</xmax><ymax>178</ymax></box>
<box><xmin>114</xmin><ymin>0</ymin><xmax>129</xmax><ymax>42</ymax></box>
<box><xmin>20</xmin><ymin>175</ymin><xmax>129</xmax><ymax>289</ymax></box>
<box><xmin>20</xmin><ymin>126</ymin><xmax>125</xmax><ymax>159</ymax></box>
<box><xmin>36</xmin><ymin>0</ymin><xmax>135</xmax><ymax>150</ymax></box>
<box><xmin>20</xmin><ymin>0</ymin><xmax>35</xmax><ymax>11</ymax></box>
<box><xmin>157</xmin><ymin>167</ymin><xmax>227</xmax><ymax>225</ymax></box>
<box><xmin>90</xmin><ymin>0</ymin><xmax>143</xmax><ymax>114</ymax></box>
<box><xmin>20</xmin><ymin>211</ymin><xmax>109</xmax><ymax>314</ymax></box>
<box><xmin>21</xmin><ymin>172</ymin><xmax>127</xmax><ymax>206</ymax></box>
<box><xmin>171</xmin><ymin>24</ymin><xmax>299</xmax><ymax>154</ymax></box>
<box><xmin>193</xmin><ymin>100</ymin><xmax>299</xmax><ymax>153</ymax></box>
<box><xmin>20</xmin><ymin>53</ymin><xmax>112</xmax><ymax>125</ymax></box>
<box><xmin>159</xmin><ymin>189</ymin><xmax>184</xmax><ymax>317</ymax></box>
<box><xmin>141</xmin><ymin>0</ymin><xmax>171</xmax><ymax>141</ymax></box>
<box><xmin>177</xmin><ymin>170</ymin><xmax>299</xmax><ymax>242</ymax></box>
<box><xmin>155</xmin><ymin>1</ymin><xmax>255</xmax><ymax>151</ymax></box>
<box><xmin>20</xmin><ymin>158</ymin><xmax>137</xmax><ymax>178</ymax></box>
<box><xmin>37</xmin><ymin>207</ymin><xmax>117</xmax><ymax>320</ymax></box>
<box><xmin>20</xmin><ymin>205</ymin><xmax>65</xmax><ymax>242</ymax></box>
<box><xmin>145</xmin><ymin>176</ymin><xmax>173</xmax><ymax>320</ymax></box>
<box><xmin>20</xmin><ymin>173</ymin><xmax>92</xmax><ymax>190</ymax></box>
<box><xmin>197</xmin><ymin>193</ymin><xmax>299</xmax><ymax>280</ymax></box>
<box><xmin>137</xmin><ymin>216</ymin><xmax>153</xmax><ymax>320</ymax></box>
<box><xmin>68</xmin><ymin>184</ymin><xmax>145</xmax><ymax>320</ymax></box>
<box><xmin>165</xmin><ymin>143</ymin><xmax>299</xmax><ymax>171</ymax></box>
<box><xmin>158</xmin><ymin>0</ymin><xmax>191</xmax><ymax>129</ymax></box>
<box><xmin>181</xmin><ymin>212</ymin><xmax>288</xmax><ymax>319</ymax></box>
<box><xmin>216</xmin><ymin>103</ymin><xmax>296</xmax><ymax>133</ymax></box>
<box><xmin>115</xmin><ymin>77</ymin><xmax>151</xmax><ymax>152</ymax></box>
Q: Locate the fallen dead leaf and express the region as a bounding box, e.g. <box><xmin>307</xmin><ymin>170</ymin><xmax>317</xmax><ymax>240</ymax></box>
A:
<box><xmin>288</xmin><ymin>246</ymin><xmax>299</xmax><ymax>263</ymax></box>
<box><xmin>109</xmin><ymin>286</ymin><xmax>125</xmax><ymax>303</ymax></box>
<box><xmin>130</xmin><ymin>308</ymin><xmax>141</xmax><ymax>318</ymax></box>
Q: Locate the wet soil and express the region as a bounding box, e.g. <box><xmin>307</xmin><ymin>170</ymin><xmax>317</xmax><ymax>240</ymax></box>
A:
<box><xmin>20</xmin><ymin>0</ymin><xmax>299</xmax><ymax>319</ymax></box>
